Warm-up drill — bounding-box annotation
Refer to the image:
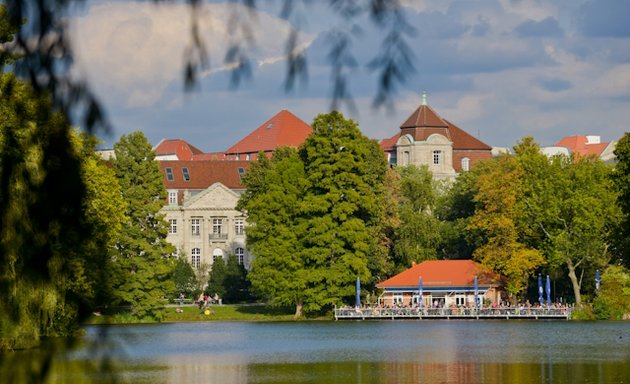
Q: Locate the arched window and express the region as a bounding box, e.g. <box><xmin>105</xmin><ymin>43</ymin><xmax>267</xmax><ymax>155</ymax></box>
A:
<box><xmin>461</xmin><ymin>157</ymin><xmax>470</xmax><ymax>172</ymax></box>
<box><xmin>235</xmin><ymin>247</ymin><xmax>245</xmax><ymax>265</ymax></box>
<box><xmin>212</xmin><ymin>248</ymin><xmax>224</xmax><ymax>264</ymax></box>
<box><xmin>191</xmin><ymin>248</ymin><xmax>201</xmax><ymax>268</ymax></box>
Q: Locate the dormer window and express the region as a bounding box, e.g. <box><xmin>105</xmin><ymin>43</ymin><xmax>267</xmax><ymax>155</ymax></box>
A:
<box><xmin>237</xmin><ymin>167</ymin><xmax>245</xmax><ymax>181</ymax></box>
<box><xmin>165</xmin><ymin>167</ymin><xmax>174</xmax><ymax>181</ymax></box>
<box><xmin>182</xmin><ymin>167</ymin><xmax>190</xmax><ymax>181</ymax></box>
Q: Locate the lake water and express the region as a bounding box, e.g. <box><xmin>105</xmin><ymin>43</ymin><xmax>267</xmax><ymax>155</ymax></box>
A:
<box><xmin>6</xmin><ymin>320</ymin><xmax>630</xmax><ymax>383</ymax></box>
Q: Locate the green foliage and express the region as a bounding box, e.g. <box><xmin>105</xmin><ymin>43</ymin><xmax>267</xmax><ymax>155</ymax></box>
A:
<box><xmin>611</xmin><ymin>132</ymin><xmax>630</xmax><ymax>266</ymax></box>
<box><xmin>392</xmin><ymin>165</ymin><xmax>441</xmax><ymax>271</ymax></box>
<box><xmin>110</xmin><ymin>131</ymin><xmax>176</xmax><ymax>321</ymax></box>
<box><xmin>571</xmin><ymin>305</ymin><xmax>596</xmax><ymax>320</ymax></box>
<box><xmin>467</xmin><ymin>154</ymin><xmax>545</xmax><ymax>298</ymax></box>
<box><xmin>0</xmin><ymin>71</ymin><xmax>123</xmax><ymax>350</ymax></box>
<box><xmin>0</xmin><ymin>4</ymin><xmax>20</xmax><ymax>67</ymax></box>
<box><xmin>516</xmin><ymin>137</ymin><xmax>621</xmax><ymax>305</ymax></box>
<box><xmin>173</xmin><ymin>257</ymin><xmax>197</xmax><ymax>297</ymax></box>
<box><xmin>239</xmin><ymin>146</ymin><xmax>310</xmax><ymax>315</ymax></box>
<box><xmin>241</xmin><ymin>112</ymin><xmax>389</xmax><ymax>317</ymax></box>
<box><xmin>593</xmin><ymin>265</ymin><xmax>630</xmax><ymax>320</ymax></box>
<box><xmin>206</xmin><ymin>257</ymin><xmax>227</xmax><ymax>298</ymax></box>
<box><xmin>435</xmin><ymin>168</ymin><xmax>480</xmax><ymax>260</ymax></box>
<box><xmin>223</xmin><ymin>255</ymin><xmax>251</xmax><ymax>303</ymax></box>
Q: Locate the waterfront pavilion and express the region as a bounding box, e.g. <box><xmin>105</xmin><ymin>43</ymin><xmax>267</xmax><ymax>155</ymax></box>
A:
<box><xmin>376</xmin><ymin>260</ymin><xmax>504</xmax><ymax>308</ymax></box>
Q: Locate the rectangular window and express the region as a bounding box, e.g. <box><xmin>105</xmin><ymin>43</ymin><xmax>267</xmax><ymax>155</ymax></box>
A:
<box><xmin>210</xmin><ymin>218</ymin><xmax>227</xmax><ymax>240</ymax></box>
<box><xmin>168</xmin><ymin>219</ymin><xmax>177</xmax><ymax>234</ymax></box>
<box><xmin>433</xmin><ymin>150</ymin><xmax>441</xmax><ymax>165</ymax></box>
<box><xmin>191</xmin><ymin>248</ymin><xmax>201</xmax><ymax>268</ymax></box>
<box><xmin>182</xmin><ymin>167</ymin><xmax>190</xmax><ymax>181</ymax></box>
<box><xmin>165</xmin><ymin>167</ymin><xmax>174</xmax><ymax>181</ymax></box>
<box><xmin>168</xmin><ymin>190</ymin><xmax>178</xmax><ymax>205</ymax></box>
<box><xmin>191</xmin><ymin>217</ymin><xmax>201</xmax><ymax>236</ymax></box>
<box><xmin>235</xmin><ymin>218</ymin><xmax>244</xmax><ymax>236</ymax></box>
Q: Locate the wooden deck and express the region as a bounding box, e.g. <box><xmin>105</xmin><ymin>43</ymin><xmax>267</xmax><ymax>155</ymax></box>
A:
<box><xmin>334</xmin><ymin>307</ymin><xmax>572</xmax><ymax>320</ymax></box>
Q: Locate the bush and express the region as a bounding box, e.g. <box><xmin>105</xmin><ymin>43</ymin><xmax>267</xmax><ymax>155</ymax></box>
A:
<box><xmin>592</xmin><ymin>265</ymin><xmax>630</xmax><ymax>320</ymax></box>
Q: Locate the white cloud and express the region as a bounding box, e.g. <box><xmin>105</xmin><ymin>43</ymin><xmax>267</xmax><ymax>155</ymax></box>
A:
<box><xmin>70</xmin><ymin>2</ymin><xmax>314</xmax><ymax>109</ymax></box>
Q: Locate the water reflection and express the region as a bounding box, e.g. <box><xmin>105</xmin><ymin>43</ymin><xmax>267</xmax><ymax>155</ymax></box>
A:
<box><xmin>4</xmin><ymin>321</ymin><xmax>629</xmax><ymax>383</ymax></box>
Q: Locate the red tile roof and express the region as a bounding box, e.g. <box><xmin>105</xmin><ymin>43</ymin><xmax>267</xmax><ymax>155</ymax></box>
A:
<box><xmin>555</xmin><ymin>135</ymin><xmax>608</xmax><ymax>158</ymax></box>
<box><xmin>379</xmin><ymin>132</ymin><xmax>400</xmax><ymax>151</ymax></box>
<box><xmin>159</xmin><ymin>160</ymin><xmax>250</xmax><ymax>190</ymax></box>
<box><xmin>225</xmin><ymin>110</ymin><xmax>312</xmax><ymax>155</ymax></box>
<box><xmin>445</xmin><ymin>119</ymin><xmax>492</xmax><ymax>151</ymax></box>
<box><xmin>377</xmin><ymin>260</ymin><xmax>499</xmax><ymax>288</ymax></box>
<box><xmin>401</xmin><ymin>104</ymin><xmax>449</xmax><ymax>128</ymax></box>
<box><xmin>380</xmin><ymin>103</ymin><xmax>491</xmax><ymax>151</ymax></box>
<box><xmin>154</xmin><ymin>139</ymin><xmax>205</xmax><ymax>160</ymax></box>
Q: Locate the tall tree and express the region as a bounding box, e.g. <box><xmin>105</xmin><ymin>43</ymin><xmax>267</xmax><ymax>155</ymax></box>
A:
<box><xmin>611</xmin><ymin>132</ymin><xmax>630</xmax><ymax>266</ymax></box>
<box><xmin>298</xmin><ymin>111</ymin><xmax>388</xmax><ymax>313</ymax></box>
<box><xmin>392</xmin><ymin>165</ymin><xmax>442</xmax><ymax>271</ymax></box>
<box><xmin>467</xmin><ymin>155</ymin><xmax>545</xmax><ymax>299</ymax></box>
<box><xmin>516</xmin><ymin>138</ymin><xmax>621</xmax><ymax>305</ymax></box>
<box><xmin>111</xmin><ymin>131</ymin><xmax>175</xmax><ymax>320</ymax></box>
<box><xmin>238</xmin><ymin>147</ymin><xmax>309</xmax><ymax>316</ymax></box>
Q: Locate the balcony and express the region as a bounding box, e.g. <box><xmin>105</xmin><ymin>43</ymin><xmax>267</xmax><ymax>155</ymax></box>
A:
<box><xmin>209</xmin><ymin>233</ymin><xmax>228</xmax><ymax>241</ymax></box>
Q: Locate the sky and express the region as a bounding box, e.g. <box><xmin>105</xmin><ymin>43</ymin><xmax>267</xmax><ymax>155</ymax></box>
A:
<box><xmin>68</xmin><ymin>0</ymin><xmax>630</xmax><ymax>152</ymax></box>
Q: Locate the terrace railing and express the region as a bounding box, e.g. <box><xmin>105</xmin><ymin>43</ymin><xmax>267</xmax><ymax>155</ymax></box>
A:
<box><xmin>334</xmin><ymin>306</ymin><xmax>572</xmax><ymax>320</ymax></box>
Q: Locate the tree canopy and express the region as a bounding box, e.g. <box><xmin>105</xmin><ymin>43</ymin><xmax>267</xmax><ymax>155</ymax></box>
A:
<box><xmin>611</xmin><ymin>132</ymin><xmax>630</xmax><ymax>266</ymax></box>
<box><xmin>240</xmin><ymin>112</ymin><xmax>388</xmax><ymax>317</ymax></box>
<box><xmin>110</xmin><ymin>131</ymin><xmax>176</xmax><ymax>320</ymax></box>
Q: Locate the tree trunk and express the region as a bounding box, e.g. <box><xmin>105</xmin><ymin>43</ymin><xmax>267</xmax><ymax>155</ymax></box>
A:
<box><xmin>567</xmin><ymin>260</ymin><xmax>582</xmax><ymax>306</ymax></box>
<box><xmin>294</xmin><ymin>301</ymin><xmax>303</xmax><ymax>319</ymax></box>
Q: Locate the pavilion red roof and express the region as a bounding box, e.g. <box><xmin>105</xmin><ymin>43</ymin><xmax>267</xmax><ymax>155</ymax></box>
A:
<box><xmin>377</xmin><ymin>260</ymin><xmax>499</xmax><ymax>288</ymax></box>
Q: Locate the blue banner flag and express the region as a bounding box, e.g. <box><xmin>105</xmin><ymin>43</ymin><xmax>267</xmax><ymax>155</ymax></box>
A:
<box><xmin>546</xmin><ymin>275</ymin><xmax>551</xmax><ymax>306</ymax></box>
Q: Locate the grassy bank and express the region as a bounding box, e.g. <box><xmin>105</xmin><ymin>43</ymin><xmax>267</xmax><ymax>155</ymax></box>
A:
<box><xmin>84</xmin><ymin>304</ymin><xmax>327</xmax><ymax>324</ymax></box>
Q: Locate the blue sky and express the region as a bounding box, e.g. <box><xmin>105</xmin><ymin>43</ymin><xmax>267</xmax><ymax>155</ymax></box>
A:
<box><xmin>69</xmin><ymin>0</ymin><xmax>630</xmax><ymax>152</ymax></box>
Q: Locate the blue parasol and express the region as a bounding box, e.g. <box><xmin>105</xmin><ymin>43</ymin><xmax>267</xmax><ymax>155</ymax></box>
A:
<box><xmin>355</xmin><ymin>277</ymin><xmax>361</xmax><ymax>308</ymax></box>
<box><xmin>595</xmin><ymin>270</ymin><xmax>600</xmax><ymax>293</ymax></box>
<box><xmin>546</xmin><ymin>275</ymin><xmax>551</xmax><ymax>306</ymax></box>
<box><xmin>474</xmin><ymin>276</ymin><xmax>479</xmax><ymax>308</ymax></box>
<box><xmin>418</xmin><ymin>276</ymin><xmax>423</xmax><ymax>307</ymax></box>
<box><xmin>538</xmin><ymin>274</ymin><xmax>543</xmax><ymax>306</ymax></box>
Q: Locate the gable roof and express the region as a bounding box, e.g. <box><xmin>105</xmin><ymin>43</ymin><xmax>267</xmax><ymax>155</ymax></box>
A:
<box><xmin>183</xmin><ymin>182</ymin><xmax>241</xmax><ymax>209</ymax></box>
<box><xmin>159</xmin><ymin>160</ymin><xmax>250</xmax><ymax>190</ymax></box>
<box><xmin>154</xmin><ymin>139</ymin><xmax>205</xmax><ymax>161</ymax></box>
<box><xmin>377</xmin><ymin>260</ymin><xmax>499</xmax><ymax>288</ymax></box>
<box><xmin>225</xmin><ymin>110</ymin><xmax>312</xmax><ymax>155</ymax></box>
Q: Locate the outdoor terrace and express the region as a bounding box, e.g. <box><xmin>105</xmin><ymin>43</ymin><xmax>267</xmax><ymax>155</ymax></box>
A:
<box><xmin>334</xmin><ymin>306</ymin><xmax>572</xmax><ymax>320</ymax></box>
